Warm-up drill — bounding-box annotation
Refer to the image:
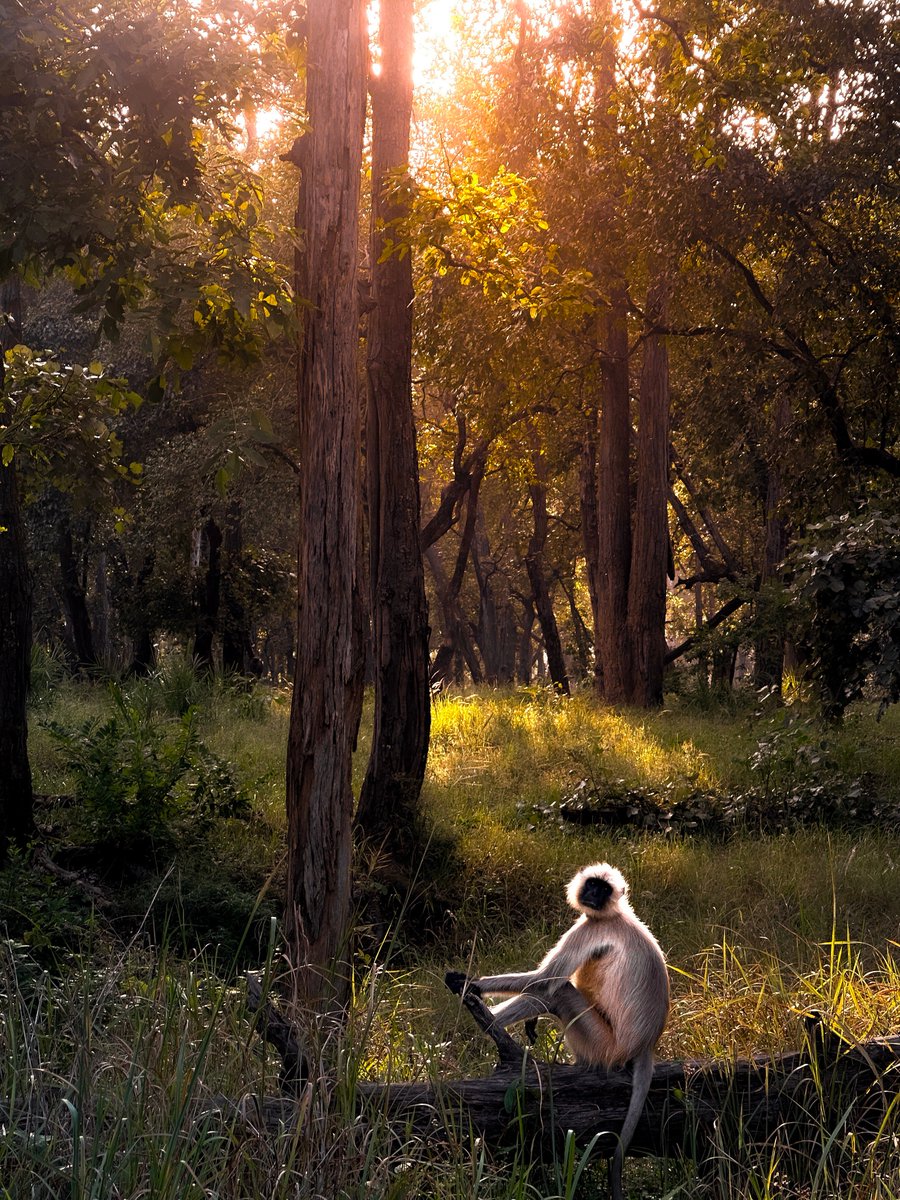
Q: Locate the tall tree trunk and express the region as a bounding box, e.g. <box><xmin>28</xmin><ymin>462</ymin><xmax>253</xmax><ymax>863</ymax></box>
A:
<box><xmin>192</xmin><ymin>518</ymin><xmax>222</xmax><ymax>670</ymax></box>
<box><xmin>0</xmin><ymin>276</ymin><xmax>34</xmax><ymax>862</ymax></box>
<box><xmin>472</xmin><ymin>512</ymin><xmax>516</xmax><ymax>685</ymax></box>
<box><xmin>222</xmin><ymin>500</ymin><xmax>258</xmax><ymax>675</ymax></box>
<box><xmin>517</xmin><ymin>599</ymin><xmax>536</xmax><ymax>684</ymax></box>
<box><xmin>355</xmin><ymin>0</ymin><xmax>431</xmax><ymax>856</ymax></box>
<box><xmin>424</xmin><ymin>466</ymin><xmax>485</xmax><ymax>689</ymax></box>
<box><xmin>284</xmin><ymin>0</ymin><xmax>367</xmax><ymax>1013</ymax></box>
<box><xmin>625</xmin><ymin>278</ymin><xmax>671</xmax><ymax>707</ymax></box>
<box><xmin>93</xmin><ymin>552</ymin><xmax>111</xmax><ymax>665</ymax></box>
<box><xmin>579</xmin><ymin>404</ymin><xmax>603</xmax><ymax>695</ymax></box>
<box><xmin>596</xmin><ymin>289</ymin><xmax>632</xmax><ymax>702</ymax></box>
<box><xmin>57</xmin><ymin>510</ymin><xmax>97</xmax><ymax>672</ymax></box>
<box><xmin>525</xmin><ymin>467</ymin><xmax>570</xmax><ymax>696</ymax></box>
<box><xmin>753</xmin><ymin>393</ymin><xmax>790</xmax><ymax>693</ymax></box>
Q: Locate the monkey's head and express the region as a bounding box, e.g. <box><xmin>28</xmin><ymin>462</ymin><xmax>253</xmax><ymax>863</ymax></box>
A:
<box><xmin>566</xmin><ymin>863</ymin><xmax>628</xmax><ymax>919</ymax></box>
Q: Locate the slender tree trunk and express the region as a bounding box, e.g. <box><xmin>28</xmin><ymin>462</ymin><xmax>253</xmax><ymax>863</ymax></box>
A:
<box><xmin>625</xmin><ymin>278</ymin><xmax>671</xmax><ymax>707</ymax></box>
<box><xmin>419</xmin><ymin>414</ymin><xmax>489</xmax><ymax>551</ymax></box>
<box><xmin>672</xmin><ymin>456</ymin><xmax>740</xmax><ymax>578</ymax></box>
<box><xmin>94</xmin><ymin>553</ymin><xmax>111</xmax><ymax>665</ymax></box>
<box><xmin>451</xmin><ymin>474</ymin><xmax>486</xmax><ymax>686</ymax></box>
<box><xmin>355</xmin><ymin>0</ymin><xmax>431</xmax><ymax>854</ymax></box>
<box><xmin>579</xmin><ymin>405</ymin><xmax>603</xmax><ymax>695</ymax></box>
<box><xmin>596</xmin><ymin>289</ymin><xmax>632</xmax><ymax>702</ymax></box>
<box><xmin>525</xmin><ymin>469</ymin><xmax>569</xmax><ymax>696</ymax></box>
<box><xmin>712</xmin><ymin>644</ymin><xmax>738</xmax><ymax>691</ymax></box>
<box><xmin>424</xmin><ymin>468</ymin><xmax>485</xmax><ymax>689</ymax></box>
<box><xmin>556</xmin><ymin>570</ymin><xmax>592</xmax><ymax>680</ymax></box>
<box><xmin>472</xmin><ymin>519</ymin><xmax>501</xmax><ymax>684</ymax></box>
<box><xmin>58</xmin><ymin>510</ymin><xmax>97</xmax><ymax>672</ymax></box>
<box><xmin>694</xmin><ymin>576</ymin><xmax>709</xmax><ymax>691</ymax></box>
<box><xmin>127</xmin><ymin>551</ymin><xmax>156</xmax><ymax>676</ymax></box>
<box><xmin>517</xmin><ymin>599</ymin><xmax>536</xmax><ymax>684</ymax></box>
<box><xmin>222</xmin><ymin>500</ymin><xmax>257</xmax><ymax>675</ymax></box>
<box><xmin>472</xmin><ymin>512</ymin><xmax>516</xmax><ymax>685</ymax></box>
<box><xmin>0</xmin><ymin>277</ymin><xmax>34</xmax><ymax>862</ymax></box>
<box><xmin>753</xmin><ymin>393</ymin><xmax>790</xmax><ymax>693</ymax></box>
<box><xmin>284</xmin><ymin>0</ymin><xmax>367</xmax><ymax>1013</ymax></box>
<box><xmin>192</xmin><ymin>518</ymin><xmax>222</xmax><ymax>670</ymax></box>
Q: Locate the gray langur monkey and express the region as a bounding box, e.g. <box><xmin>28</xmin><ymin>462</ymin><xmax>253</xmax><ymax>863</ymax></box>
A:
<box><xmin>446</xmin><ymin>863</ymin><xmax>668</xmax><ymax>1200</ymax></box>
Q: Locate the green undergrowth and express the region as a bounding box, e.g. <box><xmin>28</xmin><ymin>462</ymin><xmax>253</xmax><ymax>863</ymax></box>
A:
<box><xmin>5</xmin><ymin>677</ymin><xmax>900</xmax><ymax>1196</ymax></box>
<box><xmin>2</xmin><ymin>920</ymin><xmax>900</xmax><ymax>1198</ymax></box>
<box><xmin>22</xmin><ymin>665</ymin><xmax>290</xmax><ymax>964</ymax></box>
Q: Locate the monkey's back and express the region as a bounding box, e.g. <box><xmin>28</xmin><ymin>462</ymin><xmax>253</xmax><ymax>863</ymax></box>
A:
<box><xmin>571</xmin><ymin>914</ymin><xmax>669</xmax><ymax>1066</ymax></box>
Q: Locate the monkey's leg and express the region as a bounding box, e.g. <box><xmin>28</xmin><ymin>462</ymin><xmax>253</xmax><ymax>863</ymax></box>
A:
<box><xmin>487</xmin><ymin>992</ymin><xmax>552</xmax><ymax>1031</ymax></box>
<box><xmin>544</xmin><ymin>981</ymin><xmax>619</xmax><ymax>1065</ymax></box>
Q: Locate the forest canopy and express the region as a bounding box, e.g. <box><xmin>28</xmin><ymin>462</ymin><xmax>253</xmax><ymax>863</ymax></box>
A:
<box><xmin>0</xmin><ymin>0</ymin><xmax>896</xmax><ymax>716</ymax></box>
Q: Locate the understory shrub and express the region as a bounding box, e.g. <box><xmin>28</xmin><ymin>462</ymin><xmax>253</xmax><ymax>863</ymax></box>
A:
<box><xmin>42</xmin><ymin>684</ymin><xmax>250</xmax><ymax>862</ymax></box>
<box><xmin>791</xmin><ymin>511</ymin><xmax>900</xmax><ymax>720</ymax></box>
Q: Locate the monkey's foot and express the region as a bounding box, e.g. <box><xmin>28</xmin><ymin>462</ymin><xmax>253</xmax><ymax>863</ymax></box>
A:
<box><xmin>445</xmin><ymin>971</ymin><xmax>483</xmax><ymax>999</ymax></box>
<box><xmin>524</xmin><ymin>1018</ymin><xmax>538</xmax><ymax>1045</ymax></box>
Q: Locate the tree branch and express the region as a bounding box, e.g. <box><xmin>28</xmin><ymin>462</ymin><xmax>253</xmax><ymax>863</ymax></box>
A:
<box><xmin>444</xmin><ymin>972</ymin><xmax>530</xmax><ymax>1068</ymax></box>
<box><xmin>665</xmin><ymin>595</ymin><xmax>746</xmax><ymax>664</ymax></box>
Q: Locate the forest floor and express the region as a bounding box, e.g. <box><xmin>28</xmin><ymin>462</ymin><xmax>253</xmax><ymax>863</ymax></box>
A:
<box><xmin>3</xmin><ymin>669</ymin><xmax>900</xmax><ymax>1198</ymax></box>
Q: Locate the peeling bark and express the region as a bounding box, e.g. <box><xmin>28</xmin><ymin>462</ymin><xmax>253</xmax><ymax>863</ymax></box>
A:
<box><xmin>284</xmin><ymin>0</ymin><xmax>368</xmax><ymax>1012</ymax></box>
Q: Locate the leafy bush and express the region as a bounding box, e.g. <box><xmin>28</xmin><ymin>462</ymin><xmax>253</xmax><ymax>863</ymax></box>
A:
<box><xmin>538</xmin><ymin>710</ymin><xmax>884</xmax><ymax>837</ymax></box>
<box><xmin>791</xmin><ymin>511</ymin><xmax>900</xmax><ymax>720</ymax></box>
<box><xmin>42</xmin><ymin>685</ymin><xmax>249</xmax><ymax>862</ymax></box>
<box><xmin>126</xmin><ymin>653</ymin><xmax>209</xmax><ymax>718</ymax></box>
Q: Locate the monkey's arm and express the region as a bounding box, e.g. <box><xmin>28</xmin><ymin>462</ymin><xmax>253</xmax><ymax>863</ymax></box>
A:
<box><xmin>474</xmin><ymin>970</ymin><xmax>567</xmax><ymax>995</ymax></box>
<box><xmin>473</xmin><ymin>924</ymin><xmax>591</xmax><ymax>996</ymax></box>
<box><xmin>445</xmin><ymin>976</ymin><xmax>556</xmax><ymax>1028</ymax></box>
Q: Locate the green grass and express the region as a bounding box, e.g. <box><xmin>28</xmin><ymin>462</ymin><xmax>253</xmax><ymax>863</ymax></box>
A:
<box><xmin>6</xmin><ymin>678</ymin><xmax>900</xmax><ymax>1197</ymax></box>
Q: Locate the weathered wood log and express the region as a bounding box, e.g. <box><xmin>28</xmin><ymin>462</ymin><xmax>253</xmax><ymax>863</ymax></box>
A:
<box><xmin>245</xmin><ymin>974</ymin><xmax>308</xmax><ymax>1096</ymax></box>
<box><xmin>231</xmin><ymin>978</ymin><xmax>900</xmax><ymax>1168</ymax></box>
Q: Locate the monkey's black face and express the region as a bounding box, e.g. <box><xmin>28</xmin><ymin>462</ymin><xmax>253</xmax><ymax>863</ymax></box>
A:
<box><xmin>579</xmin><ymin>876</ymin><xmax>613</xmax><ymax>913</ymax></box>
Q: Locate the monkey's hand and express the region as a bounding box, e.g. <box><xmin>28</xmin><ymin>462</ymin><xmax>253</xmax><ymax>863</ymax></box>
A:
<box><xmin>445</xmin><ymin>971</ymin><xmax>483</xmax><ymax>999</ymax></box>
<box><xmin>524</xmin><ymin>1018</ymin><xmax>539</xmax><ymax>1045</ymax></box>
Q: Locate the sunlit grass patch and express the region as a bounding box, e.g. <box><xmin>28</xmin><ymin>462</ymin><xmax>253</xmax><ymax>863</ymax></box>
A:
<box><xmin>669</xmin><ymin>935</ymin><xmax>900</xmax><ymax>1059</ymax></box>
<box><xmin>428</xmin><ymin>689</ymin><xmax>754</xmax><ymax>813</ymax></box>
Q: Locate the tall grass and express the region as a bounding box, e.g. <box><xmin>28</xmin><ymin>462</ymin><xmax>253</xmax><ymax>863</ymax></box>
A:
<box><xmin>7</xmin><ymin>679</ymin><xmax>900</xmax><ymax>1196</ymax></box>
<box><xmin>3</xmin><ymin>924</ymin><xmax>900</xmax><ymax>1199</ymax></box>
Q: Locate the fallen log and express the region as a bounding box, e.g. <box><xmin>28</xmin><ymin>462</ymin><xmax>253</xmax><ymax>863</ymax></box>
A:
<box><xmin>225</xmin><ymin>977</ymin><xmax>900</xmax><ymax>1170</ymax></box>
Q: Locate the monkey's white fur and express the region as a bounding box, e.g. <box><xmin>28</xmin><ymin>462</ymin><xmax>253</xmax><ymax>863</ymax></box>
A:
<box><xmin>470</xmin><ymin>863</ymin><xmax>669</xmax><ymax>1200</ymax></box>
<box><xmin>566</xmin><ymin>861</ymin><xmax>627</xmax><ymax>916</ymax></box>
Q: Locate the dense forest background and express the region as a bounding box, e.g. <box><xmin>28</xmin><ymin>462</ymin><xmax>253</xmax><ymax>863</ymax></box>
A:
<box><xmin>4</xmin><ymin>0</ymin><xmax>898</xmax><ymax>717</ymax></box>
<box><xmin>1</xmin><ymin>0</ymin><xmax>899</xmax><ymax>1196</ymax></box>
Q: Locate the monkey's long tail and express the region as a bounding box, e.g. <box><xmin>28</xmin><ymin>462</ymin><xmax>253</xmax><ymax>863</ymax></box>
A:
<box><xmin>609</xmin><ymin>1050</ymin><xmax>654</xmax><ymax>1200</ymax></box>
